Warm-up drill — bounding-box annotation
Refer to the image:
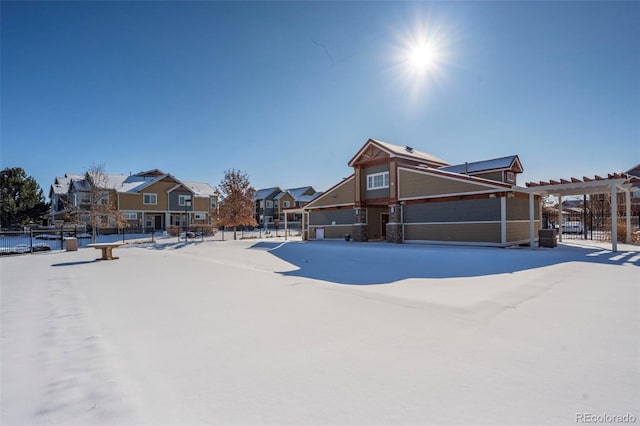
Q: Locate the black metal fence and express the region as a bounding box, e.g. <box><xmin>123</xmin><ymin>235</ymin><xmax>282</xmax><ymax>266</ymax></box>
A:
<box><xmin>542</xmin><ymin>210</ymin><xmax>640</xmax><ymax>241</ymax></box>
<box><xmin>0</xmin><ymin>227</ymin><xmax>159</xmax><ymax>256</ymax></box>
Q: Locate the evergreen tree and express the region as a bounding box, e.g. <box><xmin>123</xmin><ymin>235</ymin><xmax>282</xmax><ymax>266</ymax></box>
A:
<box><xmin>217</xmin><ymin>169</ymin><xmax>256</xmax><ymax>240</ymax></box>
<box><xmin>0</xmin><ymin>167</ymin><xmax>49</xmax><ymax>229</ymax></box>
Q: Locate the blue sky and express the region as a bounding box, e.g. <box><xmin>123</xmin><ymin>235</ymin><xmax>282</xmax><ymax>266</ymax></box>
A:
<box><xmin>1</xmin><ymin>1</ymin><xmax>638</xmax><ymax>198</ymax></box>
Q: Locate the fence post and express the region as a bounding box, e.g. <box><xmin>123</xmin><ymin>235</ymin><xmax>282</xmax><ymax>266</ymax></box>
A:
<box><xmin>30</xmin><ymin>229</ymin><xmax>34</xmax><ymax>253</ymax></box>
<box><xmin>152</xmin><ymin>227</ymin><xmax>155</xmax><ymax>243</ymax></box>
<box><xmin>122</xmin><ymin>227</ymin><xmax>125</xmax><ymax>243</ymax></box>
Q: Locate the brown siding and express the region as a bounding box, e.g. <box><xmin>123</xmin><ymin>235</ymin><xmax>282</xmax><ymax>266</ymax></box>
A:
<box><xmin>507</xmin><ymin>196</ymin><xmax>540</xmax><ymax>220</ymax></box>
<box><xmin>118</xmin><ymin>181</ymin><xmax>177</xmax><ymax>211</ymax></box>
<box><xmin>506</xmin><ymin>221</ymin><xmax>540</xmax><ymax>242</ymax></box>
<box><xmin>118</xmin><ymin>193</ymin><xmax>143</xmax><ymax>210</ymax></box>
<box><xmin>404</xmin><ymin>223</ymin><xmax>501</xmax><ymax>243</ymax></box>
<box><xmin>279</xmin><ymin>193</ymin><xmax>295</xmax><ymax>210</ymax></box>
<box><xmin>399</xmin><ymin>169</ymin><xmax>497</xmax><ymax>199</ymax></box>
<box><xmin>308</xmin><ymin>177</ymin><xmax>355</xmax><ymax>208</ymax></box>
<box><xmin>193</xmin><ymin>197</ymin><xmax>209</xmax><ymax>211</ymax></box>
<box><xmin>366</xmin><ymin>206</ymin><xmax>387</xmax><ymax>240</ymax></box>
<box><xmin>309</xmin><ymin>225</ymin><xmax>351</xmax><ymax>239</ymax></box>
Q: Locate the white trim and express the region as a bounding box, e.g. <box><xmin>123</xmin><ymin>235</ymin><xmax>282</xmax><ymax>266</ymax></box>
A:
<box><xmin>366</xmin><ymin>171</ymin><xmax>389</xmax><ymax>191</ymax></box>
<box><xmin>143</xmin><ymin>193</ymin><xmax>158</xmax><ymax>205</ymax></box>
<box><xmin>304</xmin><ymin>176</ymin><xmax>354</xmax><ymax>209</ymax></box>
<box><xmin>308</xmin><ymin>224</ymin><xmax>352</xmax><ymax>228</ymax></box>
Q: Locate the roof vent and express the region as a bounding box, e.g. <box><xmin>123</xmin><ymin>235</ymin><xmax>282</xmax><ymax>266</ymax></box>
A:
<box><xmin>405</xmin><ymin>146</ymin><xmax>414</xmax><ymax>153</ymax></box>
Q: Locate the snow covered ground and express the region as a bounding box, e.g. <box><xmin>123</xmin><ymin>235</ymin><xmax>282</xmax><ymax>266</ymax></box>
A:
<box><xmin>2</xmin><ymin>239</ymin><xmax>638</xmax><ymax>425</ymax></box>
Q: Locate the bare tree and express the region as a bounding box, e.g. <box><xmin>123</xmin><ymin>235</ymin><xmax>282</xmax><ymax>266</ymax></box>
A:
<box><xmin>217</xmin><ymin>169</ymin><xmax>256</xmax><ymax>240</ymax></box>
<box><xmin>63</xmin><ymin>164</ymin><xmax>125</xmax><ymax>243</ymax></box>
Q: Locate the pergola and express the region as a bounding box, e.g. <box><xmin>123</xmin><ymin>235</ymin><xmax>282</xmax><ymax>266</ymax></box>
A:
<box><xmin>524</xmin><ymin>173</ymin><xmax>639</xmax><ymax>252</ymax></box>
<box><xmin>282</xmin><ymin>207</ymin><xmax>306</xmax><ymax>241</ymax></box>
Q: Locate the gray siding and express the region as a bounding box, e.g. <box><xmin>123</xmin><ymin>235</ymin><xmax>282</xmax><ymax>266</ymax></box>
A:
<box><xmin>309</xmin><ymin>209</ymin><xmax>354</xmax><ymax>225</ymax></box>
<box><xmin>404</xmin><ymin>198</ymin><xmax>501</xmax><ymax>223</ymax></box>
<box><xmin>169</xmin><ymin>192</ymin><xmax>193</xmax><ymax>211</ymax></box>
<box><xmin>507</xmin><ymin>197</ymin><xmax>540</xmax><ymax>220</ymax></box>
<box><xmin>362</xmin><ymin>165</ymin><xmax>390</xmax><ymax>200</ymax></box>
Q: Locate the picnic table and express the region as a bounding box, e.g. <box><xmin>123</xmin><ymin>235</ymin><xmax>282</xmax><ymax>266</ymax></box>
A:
<box><xmin>87</xmin><ymin>242</ymin><xmax>126</xmax><ymax>260</ymax></box>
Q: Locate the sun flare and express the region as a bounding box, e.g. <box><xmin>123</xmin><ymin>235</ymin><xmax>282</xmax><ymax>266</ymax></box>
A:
<box><xmin>408</xmin><ymin>42</ymin><xmax>438</xmax><ymax>71</ymax></box>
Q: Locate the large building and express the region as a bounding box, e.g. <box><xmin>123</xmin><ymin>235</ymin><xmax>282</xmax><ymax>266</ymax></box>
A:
<box><xmin>49</xmin><ymin>169</ymin><xmax>218</xmax><ymax>230</ymax></box>
<box><xmin>304</xmin><ymin>138</ymin><xmax>541</xmax><ymax>246</ymax></box>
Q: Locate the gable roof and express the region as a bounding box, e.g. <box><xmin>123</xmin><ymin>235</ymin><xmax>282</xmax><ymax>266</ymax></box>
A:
<box><xmin>253</xmin><ymin>187</ymin><xmax>281</xmax><ymax>201</ymax></box>
<box><xmin>348</xmin><ymin>138</ymin><xmax>450</xmax><ymax>167</ymax></box>
<box><xmin>626</xmin><ymin>164</ymin><xmax>640</xmax><ymax>177</ymax></box>
<box><xmin>183</xmin><ymin>181</ymin><xmax>217</xmax><ymax>197</ymax></box>
<box><xmin>439</xmin><ymin>155</ymin><xmax>523</xmax><ymax>175</ymax></box>
<box><xmin>299</xmin><ymin>192</ymin><xmax>322</xmax><ymax>203</ymax></box>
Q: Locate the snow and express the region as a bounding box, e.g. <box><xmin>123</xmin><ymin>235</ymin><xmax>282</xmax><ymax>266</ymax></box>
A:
<box><xmin>2</xmin><ymin>239</ymin><xmax>639</xmax><ymax>425</ymax></box>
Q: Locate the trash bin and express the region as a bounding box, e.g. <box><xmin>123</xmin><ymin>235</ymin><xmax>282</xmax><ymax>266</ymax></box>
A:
<box><xmin>65</xmin><ymin>237</ymin><xmax>78</xmax><ymax>251</ymax></box>
<box><xmin>538</xmin><ymin>229</ymin><xmax>557</xmax><ymax>248</ymax></box>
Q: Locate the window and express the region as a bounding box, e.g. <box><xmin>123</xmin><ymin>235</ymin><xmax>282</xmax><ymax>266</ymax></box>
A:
<box><xmin>123</xmin><ymin>212</ymin><xmax>137</xmax><ymax>220</ymax></box>
<box><xmin>194</xmin><ymin>213</ymin><xmax>206</xmax><ymax>220</ymax></box>
<box><xmin>143</xmin><ymin>193</ymin><xmax>157</xmax><ymax>205</ymax></box>
<box><xmin>265</xmin><ymin>216</ymin><xmax>273</xmax><ymax>223</ymax></box>
<box><xmin>99</xmin><ymin>191</ymin><xmax>109</xmax><ymax>205</ymax></box>
<box><xmin>274</xmin><ymin>200</ymin><xmax>279</xmax><ymax>208</ymax></box>
<box><xmin>266</xmin><ymin>200</ymin><xmax>273</xmax><ymax>208</ymax></box>
<box><xmin>178</xmin><ymin>194</ymin><xmax>191</xmax><ymax>206</ymax></box>
<box><xmin>367</xmin><ymin>172</ymin><xmax>389</xmax><ymax>190</ymax></box>
<box><xmin>211</xmin><ymin>198</ymin><xmax>217</xmax><ymax>208</ymax></box>
<box><xmin>506</xmin><ymin>171</ymin><xmax>516</xmax><ymax>183</ymax></box>
<box><xmin>283</xmin><ymin>200</ymin><xmax>290</xmax><ymax>208</ymax></box>
<box><xmin>80</xmin><ymin>193</ymin><xmax>91</xmax><ymax>204</ymax></box>
<box><xmin>259</xmin><ymin>200</ymin><xmax>264</xmax><ymax>208</ymax></box>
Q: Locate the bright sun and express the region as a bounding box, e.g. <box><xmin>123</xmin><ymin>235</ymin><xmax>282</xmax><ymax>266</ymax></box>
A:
<box><xmin>408</xmin><ymin>42</ymin><xmax>439</xmax><ymax>72</ymax></box>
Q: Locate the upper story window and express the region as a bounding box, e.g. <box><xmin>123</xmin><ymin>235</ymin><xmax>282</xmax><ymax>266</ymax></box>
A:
<box><xmin>99</xmin><ymin>191</ymin><xmax>109</xmax><ymax>205</ymax></box>
<box><xmin>80</xmin><ymin>193</ymin><xmax>91</xmax><ymax>204</ymax></box>
<box><xmin>178</xmin><ymin>194</ymin><xmax>191</xmax><ymax>206</ymax></box>
<box><xmin>211</xmin><ymin>198</ymin><xmax>217</xmax><ymax>208</ymax></box>
<box><xmin>274</xmin><ymin>200</ymin><xmax>279</xmax><ymax>209</ymax></box>
<box><xmin>283</xmin><ymin>200</ymin><xmax>290</xmax><ymax>208</ymax></box>
<box><xmin>506</xmin><ymin>171</ymin><xmax>516</xmax><ymax>184</ymax></box>
<box><xmin>367</xmin><ymin>172</ymin><xmax>389</xmax><ymax>190</ymax></box>
<box><xmin>143</xmin><ymin>193</ymin><xmax>157</xmax><ymax>205</ymax></box>
<box><xmin>266</xmin><ymin>200</ymin><xmax>273</xmax><ymax>208</ymax></box>
<box><xmin>259</xmin><ymin>200</ymin><xmax>264</xmax><ymax>208</ymax></box>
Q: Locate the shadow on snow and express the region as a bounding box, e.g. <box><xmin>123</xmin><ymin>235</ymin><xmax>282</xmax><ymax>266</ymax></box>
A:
<box><xmin>262</xmin><ymin>240</ymin><xmax>640</xmax><ymax>285</ymax></box>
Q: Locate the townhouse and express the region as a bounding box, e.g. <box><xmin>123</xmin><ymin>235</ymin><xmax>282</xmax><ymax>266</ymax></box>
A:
<box><xmin>49</xmin><ymin>169</ymin><xmax>218</xmax><ymax>230</ymax></box>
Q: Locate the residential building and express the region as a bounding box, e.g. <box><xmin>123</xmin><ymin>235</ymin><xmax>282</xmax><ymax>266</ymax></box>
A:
<box><xmin>304</xmin><ymin>138</ymin><xmax>541</xmax><ymax>246</ymax></box>
<box><xmin>253</xmin><ymin>187</ymin><xmax>281</xmax><ymax>226</ymax></box>
<box><xmin>274</xmin><ymin>186</ymin><xmax>321</xmax><ymax>222</ymax></box>
<box><xmin>48</xmin><ymin>169</ymin><xmax>218</xmax><ymax>230</ymax></box>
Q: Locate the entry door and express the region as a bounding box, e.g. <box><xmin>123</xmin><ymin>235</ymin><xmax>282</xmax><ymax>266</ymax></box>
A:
<box><xmin>154</xmin><ymin>215</ymin><xmax>162</xmax><ymax>230</ymax></box>
<box><xmin>381</xmin><ymin>213</ymin><xmax>389</xmax><ymax>239</ymax></box>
